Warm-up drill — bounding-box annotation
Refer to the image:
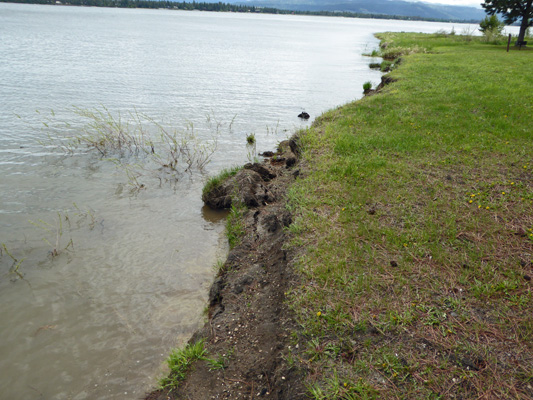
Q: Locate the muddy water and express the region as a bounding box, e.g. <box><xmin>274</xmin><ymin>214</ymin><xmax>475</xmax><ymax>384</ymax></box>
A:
<box><xmin>0</xmin><ymin>3</ymin><xmax>483</xmax><ymax>399</ymax></box>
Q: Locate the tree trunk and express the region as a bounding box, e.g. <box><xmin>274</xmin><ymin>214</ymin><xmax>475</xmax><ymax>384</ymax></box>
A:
<box><xmin>517</xmin><ymin>0</ymin><xmax>532</xmax><ymax>44</ymax></box>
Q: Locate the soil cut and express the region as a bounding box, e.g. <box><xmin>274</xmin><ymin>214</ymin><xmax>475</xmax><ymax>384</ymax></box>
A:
<box><xmin>145</xmin><ymin>138</ymin><xmax>306</xmax><ymax>400</ymax></box>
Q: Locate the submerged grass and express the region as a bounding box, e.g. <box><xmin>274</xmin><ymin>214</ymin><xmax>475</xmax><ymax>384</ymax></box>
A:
<box><xmin>287</xmin><ymin>32</ymin><xmax>533</xmax><ymax>398</ymax></box>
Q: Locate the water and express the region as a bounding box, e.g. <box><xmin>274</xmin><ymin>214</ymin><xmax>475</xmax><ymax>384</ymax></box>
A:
<box><xmin>0</xmin><ymin>4</ymin><xmax>489</xmax><ymax>399</ymax></box>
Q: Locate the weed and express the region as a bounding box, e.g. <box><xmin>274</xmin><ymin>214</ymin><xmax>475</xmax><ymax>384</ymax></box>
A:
<box><xmin>159</xmin><ymin>340</ymin><xmax>207</xmax><ymax>389</ymax></box>
<box><xmin>29</xmin><ymin>212</ymin><xmax>73</xmax><ymax>257</ymax></box>
<box><xmin>212</xmin><ymin>259</ymin><xmax>226</xmax><ymax>273</ymax></box>
<box><xmin>380</xmin><ymin>60</ymin><xmax>393</xmax><ymax>72</ymax></box>
<box><xmin>246</xmin><ymin>133</ymin><xmax>256</xmax><ymax>145</ymax></box>
<box><xmin>363</xmin><ymin>49</ymin><xmax>380</xmax><ymax>57</ymax></box>
<box><xmin>204</xmin><ymin>348</ymin><xmax>233</xmax><ymax>371</ymax></box>
<box><xmin>362</xmin><ymin>81</ymin><xmax>372</xmax><ymax>93</ymax></box>
<box><xmin>38</xmin><ymin>107</ymin><xmax>220</xmax><ymax>187</ymax></box>
<box><xmin>1</xmin><ymin>243</ymin><xmax>25</xmax><ymax>281</ymax></box>
<box><xmin>266</xmin><ymin>120</ymin><xmax>280</xmax><ymax>136</ymax></box>
<box><xmin>226</xmin><ymin>203</ymin><xmax>246</xmax><ymax>249</ymax></box>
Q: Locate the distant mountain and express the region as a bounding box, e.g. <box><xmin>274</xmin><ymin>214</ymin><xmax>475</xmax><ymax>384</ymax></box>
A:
<box><xmin>231</xmin><ymin>0</ymin><xmax>487</xmax><ymax>21</ymax></box>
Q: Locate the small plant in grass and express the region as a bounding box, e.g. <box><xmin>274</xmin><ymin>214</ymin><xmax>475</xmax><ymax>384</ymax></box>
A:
<box><xmin>226</xmin><ymin>203</ymin><xmax>246</xmax><ymax>249</ymax></box>
<box><xmin>380</xmin><ymin>45</ymin><xmax>426</xmax><ymax>60</ymax></box>
<box><xmin>204</xmin><ymin>348</ymin><xmax>234</xmax><ymax>371</ymax></box>
<box><xmin>362</xmin><ymin>81</ymin><xmax>372</xmax><ymax>93</ymax></box>
<box><xmin>246</xmin><ymin>133</ymin><xmax>256</xmax><ymax>145</ymax></box>
<box><xmin>159</xmin><ymin>340</ymin><xmax>206</xmax><ymax>389</ymax></box>
<box><xmin>363</xmin><ymin>49</ymin><xmax>380</xmax><ymax>57</ymax></box>
<box><xmin>212</xmin><ymin>259</ymin><xmax>225</xmax><ymax>273</ymax></box>
<box><xmin>434</xmin><ymin>29</ymin><xmax>450</xmax><ymax>37</ymax></box>
<box><xmin>380</xmin><ymin>60</ymin><xmax>393</xmax><ymax>72</ymax></box>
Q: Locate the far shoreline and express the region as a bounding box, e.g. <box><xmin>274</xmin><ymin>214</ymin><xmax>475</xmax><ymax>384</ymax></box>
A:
<box><xmin>0</xmin><ymin>0</ymin><xmax>482</xmax><ymax>24</ymax></box>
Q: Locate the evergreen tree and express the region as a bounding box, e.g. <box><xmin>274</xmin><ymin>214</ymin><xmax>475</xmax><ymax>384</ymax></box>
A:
<box><xmin>482</xmin><ymin>0</ymin><xmax>532</xmax><ymax>43</ymax></box>
<box><xmin>479</xmin><ymin>14</ymin><xmax>504</xmax><ymax>34</ymax></box>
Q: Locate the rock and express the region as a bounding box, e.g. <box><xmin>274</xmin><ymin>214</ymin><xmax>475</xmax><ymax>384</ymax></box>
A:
<box><xmin>209</xmin><ymin>277</ymin><xmax>224</xmax><ymax>306</ymax></box>
<box><xmin>277</xmin><ymin>140</ymin><xmax>291</xmax><ymax>153</ymax></box>
<box><xmin>285</xmin><ymin>156</ymin><xmax>297</xmax><ymax>168</ymax></box>
<box><xmin>288</xmin><ymin>135</ymin><xmax>301</xmax><ymax>156</ymax></box>
<box><xmin>376</xmin><ymin>75</ymin><xmax>397</xmax><ymax>91</ymax></box>
<box><xmin>244</xmin><ymin>162</ymin><xmax>276</xmax><ymax>181</ymax></box>
<box><xmin>261</xmin><ymin>213</ymin><xmax>280</xmax><ymax>233</ymax></box>
<box><xmin>297</xmin><ymin>111</ymin><xmax>310</xmax><ymax>120</ymax></box>
<box><xmin>232</xmin><ymin>284</ymin><xmax>244</xmax><ymax>294</ymax></box>
<box><xmin>281</xmin><ymin>211</ymin><xmax>292</xmax><ymax>227</ymax></box>
<box><xmin>202</xmin><ymin>169</ymin><xmax>275</xmax><ymax>210</ymax></box>
<box><xmin>277</xmin><ymin>139</ymin><xmax>298</xmax><ymax>168</ymax></box>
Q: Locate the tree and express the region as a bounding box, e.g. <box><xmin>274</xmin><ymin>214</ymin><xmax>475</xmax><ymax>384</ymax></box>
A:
<box><xmin>479</xmin><ymin>14</ymin><xmax>505</xmax><ymax>35</ymax></box>
<box><xmin>482</xmin><ymin>0</ymin><xmax>533</xmax><ymax>44</ymax></box>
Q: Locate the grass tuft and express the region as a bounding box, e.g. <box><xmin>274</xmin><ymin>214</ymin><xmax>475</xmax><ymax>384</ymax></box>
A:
<box><xmin>159</xmin><ymin>340</ymin><xmax>207</xmax><ymax>389</ymax></box>
<box><xmin>202</xmin><ymin>166</ymin><xmax>242</xmax><ymax>200</ymax></box>
<box><xmin>246</xmin><ymin>133</ymin><xmax>256</xmax><ymax>145</ymax></box>
<box><xmin>226</xmin><ymin>203</ymin><xmax>247</xmax><ymax>249</ymax></box>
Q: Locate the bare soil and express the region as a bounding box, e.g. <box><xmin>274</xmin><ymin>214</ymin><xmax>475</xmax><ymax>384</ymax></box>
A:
<box><xmin>145</xmin><ymin>142</ymin><xmax>307</xmax><ymax>400</ymax></box>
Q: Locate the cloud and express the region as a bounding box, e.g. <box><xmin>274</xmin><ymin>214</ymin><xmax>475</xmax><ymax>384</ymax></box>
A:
<box><xmin>407</xmin><ymin>0</ymin><xmax>483</xmax><ymax>7</ymax></box>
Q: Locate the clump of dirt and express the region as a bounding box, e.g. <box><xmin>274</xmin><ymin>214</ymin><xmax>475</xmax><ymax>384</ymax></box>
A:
<box><xmin>145</xmin><ymin>136</ymin><xmax>306</xmax><ymax>400</ymax></box>
<box><xmin>363</xmin><ymin>74</ymin><xmax>398</xmax><ymax>97</ymax></box>
<box><xmin>202</xmin><ymin>167</ymin><xmax>276</xmax><ymax>210</ymax></box>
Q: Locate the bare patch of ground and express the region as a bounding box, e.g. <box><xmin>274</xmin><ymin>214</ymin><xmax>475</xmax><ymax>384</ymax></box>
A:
<box><xmin>145</xmin><ymin>140</ymin><xmax>306</xmax><ymax>400</ymax></box>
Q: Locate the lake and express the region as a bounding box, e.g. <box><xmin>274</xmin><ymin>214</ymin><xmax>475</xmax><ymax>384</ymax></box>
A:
<box><xmin>0</xmin><ymin>4</ymin><xmax>487</xmax><ymax>398</ymax></box>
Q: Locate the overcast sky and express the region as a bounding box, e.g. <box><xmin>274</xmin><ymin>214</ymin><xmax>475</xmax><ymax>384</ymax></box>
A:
<box><xmin>411</xmin><ymin>0</ymin><xmax>483</xmax><ymax>7</ymax></box>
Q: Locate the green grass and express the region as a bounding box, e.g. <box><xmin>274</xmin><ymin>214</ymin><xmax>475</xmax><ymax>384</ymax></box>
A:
<box><xmin>287</xmin><ymin>32</ymin><xmax>533</xmax><ymax>399</ymax></box>
<box><xmin>159</xmin><ymin>340</ymin><xmax>207</xmax><ymax>389</ymax></box>
<box><xmin>158</xmin><ymin>340</ymin><xmax>235</xmax><ymax>390</ymax></box>
<box><xmin>226</xmin><ymin>203</ymin><xmax>246</xmax><ymax>249</ymax></box>
<box><xmin>202</xmin><ymin>165</ymin><xmax>242</xmax><ymax>200</ymax></box>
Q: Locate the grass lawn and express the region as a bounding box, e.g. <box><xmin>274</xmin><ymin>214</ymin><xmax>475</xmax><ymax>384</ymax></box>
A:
<box><xmin>287</xmin><ymin>32</ymin><xmax>533</xmax><ymax>399</ymax></box>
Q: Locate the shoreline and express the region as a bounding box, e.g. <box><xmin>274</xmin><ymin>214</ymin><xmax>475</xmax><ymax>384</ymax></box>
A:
<box><xmin>0</xmin><ymin>0</ymin><xmax>481</xmax><ymax>24</ymax></box>
<box><xmin>146</xmin><ymin>32</ymin><xmax>532</xmax><ymax>398</ymax></box>
<box><xmin>145</xmin><ymin>139</ymin><xmax>308</xmax><ymax>399</ymax></box>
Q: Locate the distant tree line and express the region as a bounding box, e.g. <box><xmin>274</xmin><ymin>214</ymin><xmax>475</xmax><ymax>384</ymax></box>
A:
<box><xmin>0</xmin><ymin>0</ymin><xmax>475</xmax><ymax>23</ymax></box>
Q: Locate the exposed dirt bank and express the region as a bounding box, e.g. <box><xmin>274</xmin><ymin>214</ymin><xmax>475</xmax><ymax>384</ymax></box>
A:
<box><xmin>145</xmin><ymin>139</ymin><xmax>307</xmax><ymax>400</ymax></box>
